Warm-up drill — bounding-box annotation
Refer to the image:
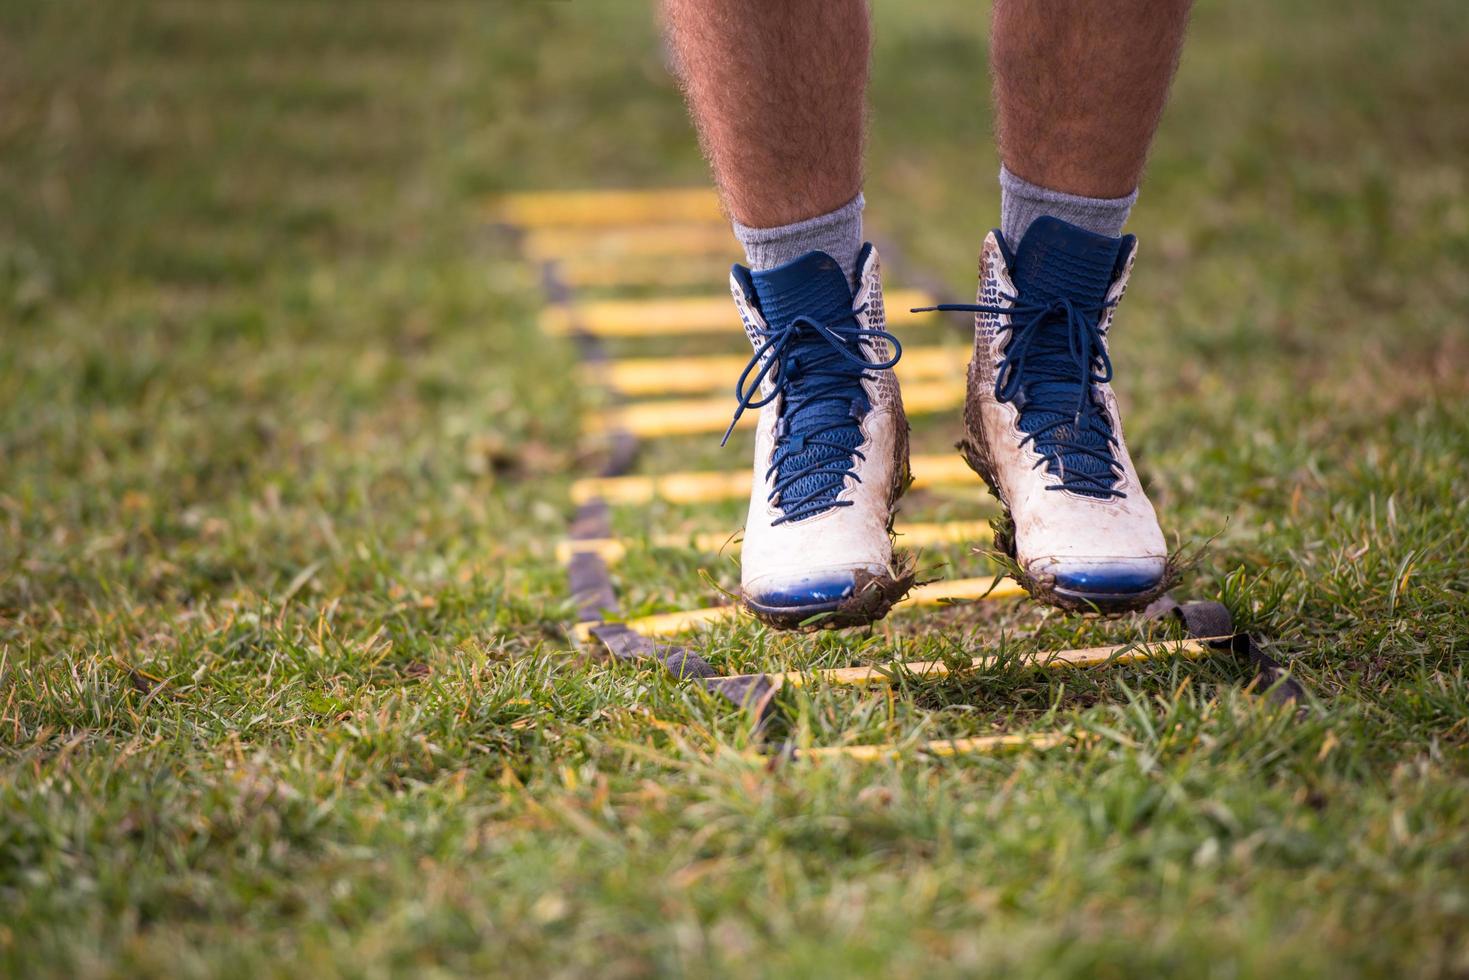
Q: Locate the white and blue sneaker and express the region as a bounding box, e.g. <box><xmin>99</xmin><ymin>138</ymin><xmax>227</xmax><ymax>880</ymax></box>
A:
<box><xmin>724</xmin><ymin>245</ymin><xmax>913</xmax><ymax>630</ymax></box>
<box><xmin>922</xmin><ymin>217</ymin><xmax>1170</xmax><ymax>611</ymax></box>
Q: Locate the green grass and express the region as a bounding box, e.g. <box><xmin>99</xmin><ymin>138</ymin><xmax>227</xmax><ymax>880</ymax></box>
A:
<box><xmin>3</xmin><ymin>0</ymin><xmax>1468</xmax><ymax>976</ymax></box>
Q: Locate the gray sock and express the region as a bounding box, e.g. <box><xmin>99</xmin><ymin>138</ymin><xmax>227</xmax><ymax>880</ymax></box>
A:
<box><xmin>999</xmin><ymin>166</ymin><xmax>1138</xmax><ymax>244</ymax></box>
<box><xmin>732</xmin><ymin>193</ymin><xmax>865</xmax><ymax>284</ymax></box>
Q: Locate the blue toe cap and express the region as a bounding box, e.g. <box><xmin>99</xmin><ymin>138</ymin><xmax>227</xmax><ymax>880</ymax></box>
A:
<box><xmin>1049</xmin><ymin>559</ymin><xmax>1166</xmax><ymax>597</ymax></box>
<box><xmin>744</xmin><ymin>572</ymin><xmax>857</xmax><ymax>611</ymax></box>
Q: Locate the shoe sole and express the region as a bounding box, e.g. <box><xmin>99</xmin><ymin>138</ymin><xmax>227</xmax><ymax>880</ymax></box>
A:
<box><xmin>1049</xmin><ymin>585</ymin><xmax>1169</xmax><ymax>613</ymax></box>
<box><xmin>958</xmin><ymin>359</ymin><xmax>1173</xmax><ymax>615</ymax></box>
<box><xmin>744</xmin><ymin>562</ymin><xmax>916</xmax><ymax>632</ymax></box>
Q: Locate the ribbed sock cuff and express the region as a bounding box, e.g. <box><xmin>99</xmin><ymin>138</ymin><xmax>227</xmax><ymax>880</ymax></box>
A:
<box><xmin>732</xmin><ymin>193</ymin><xmax>865</xmax><ymax>284</ymax></box>
<box><xmin>999</xmin><ymin>167</ymin><xmax>1137</xmax><ymax>244</ymax></box>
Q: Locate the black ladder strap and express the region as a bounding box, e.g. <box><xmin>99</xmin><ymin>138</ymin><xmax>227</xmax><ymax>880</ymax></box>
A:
<box><xmin>1144</xmin><ymin>595</ymin><xmax>1306</xmax><ymax>706</ymax></box>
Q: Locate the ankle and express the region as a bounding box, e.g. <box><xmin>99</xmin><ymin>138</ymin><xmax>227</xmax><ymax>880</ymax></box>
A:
<box><xmin>733</xmin><ymin>193</ymin><xmax>865</xmax><ymax>286</ymax></box>
<box><xmin>999</xmin><ymin>167</ymin><xmax>1137</xmax><ymax>244</ymax></box>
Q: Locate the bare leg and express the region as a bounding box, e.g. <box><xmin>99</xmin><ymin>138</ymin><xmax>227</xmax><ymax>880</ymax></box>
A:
<box><xmin>991</xmin><ymin>0</ymin><xmax>1193</xmax><ymax>198</ymax></box>
<box><xmin>662</xmin><ymin>0</ymin><xmax>869</xmax><ymax>228</ymax></box>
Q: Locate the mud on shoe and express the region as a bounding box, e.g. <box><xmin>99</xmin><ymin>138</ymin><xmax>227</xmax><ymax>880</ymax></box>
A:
<box><xmin>724</xmin><ymin>245</ymin><xmax>914</xmax><ymax>630</ymax></box>
<box><xmin>919</xmin><ymin>216</ymin><xmax>1171</xmax><ymax>612</ymax></box>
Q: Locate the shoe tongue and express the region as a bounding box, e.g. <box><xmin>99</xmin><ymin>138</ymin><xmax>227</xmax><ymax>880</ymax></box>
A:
<box><xmin>1006</xmin><ymin>217</ymin><xmax>1127</xmax><ymax>499</ymax></box>
<box><xmin>1010</xmin><ymin>216</ymin><xmax>1123</xmax><ymax>311</ymax></box>
<box><xmin>749</xmin><ymin>250</ymin><xmax>854</xmax><ymax>333</ymax></box>
<box><xmin>744</xmin><ymin>250</ymin><xmax>865</xmax><ymax>520</ymax></box>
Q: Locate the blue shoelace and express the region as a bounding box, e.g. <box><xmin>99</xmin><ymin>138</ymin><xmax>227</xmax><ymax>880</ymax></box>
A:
<box><xmin>723</xmin><ymin>303</ymin><xmax>902</xmax><ymax>523</ymax></box>
<box><xmin>915</xmin><ymin>293</ymin><xmax>1126</xmax><ymax>499</ymax></box>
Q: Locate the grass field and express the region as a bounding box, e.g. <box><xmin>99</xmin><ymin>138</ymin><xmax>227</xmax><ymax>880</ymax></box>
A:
<box><xmin>3</xmin><ymin>0</ymin><xmax>1469</xmax><ymax>976</ymax></box>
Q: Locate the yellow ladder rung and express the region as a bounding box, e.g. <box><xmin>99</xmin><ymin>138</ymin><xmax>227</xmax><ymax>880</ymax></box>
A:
<box><xmin>493</xmin><ymin>187</ymin><xmax>724</xmax><ymax>228</ymax></box>
<box><xmin>574</xmin><ymin>468</ymin><xmax>749</xmax><ymax>507</ymax></box>
<box><xmin>573</xmin><ymin>575</ymin><xmax>1025</xmax><ymax>642</ymax></box>
<box><xmin>540</xmin><ymin>290</ymin><xmax>935</xmax><ymax>337</ymax></box>
<box><xmin>763</xmin><ymin>732</ymin><xmax>1069</xmax><ymax>763</ymax></box>
<box><xmin>558</xmin><ymin>521</ymin><xmax>990</xmax><ymax>565</ymax></box>
<box><xmin>758</xmin><ymin>637</ymin><xmax>1224</xmax><ymax>690</ymax></box>
<box><xmin>570</xmin><ymin>452</ymin><xmax>980</xmax><ymax>505</ymax></box>
<box><xmin>557</xmin><ymin>519</ymin><xmax>992</xmax><ymax>566</ymax></box>
<box><xmin>525</xmin><ymin>224</ymin><xmax>739</xmax><ymax>263</ymax></box>
<box><xmin>575</xmin><ymin>605</ymin><xmax>734</xmax><ymax>643</ymax></box>
<box><xmin>593</xmin><ymin>344</ymin><xmax>968</xmax><ymax>396</ymax></box>
<box><xmin>559</xmin><ymin>256</ymin><xmax>735</xmax><ymax>290</ymax></box>
<box><xmin>583</xmin><ymin>380</ymin><xmax>964</xmax><ymax>438</ymax></box>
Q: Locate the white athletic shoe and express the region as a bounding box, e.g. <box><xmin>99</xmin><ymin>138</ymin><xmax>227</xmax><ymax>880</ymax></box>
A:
<box><xmin>725</xmin><ymin>245</ymin><xmax>913</xmax><ymax>630</ymax></box>
<box><xmin>936</xmin><ymin>216</ymin><xmax>1169</xmax><ymax>611</ymax></box>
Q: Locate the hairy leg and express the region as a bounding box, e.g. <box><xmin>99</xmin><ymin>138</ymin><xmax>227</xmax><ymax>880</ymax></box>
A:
<box><xmin>991</xmin><ymin>0</ymin><xmax>1193</xmax><ymax>198</ymax></box>
<box><xmin>662</xmin><ymin>0</ymin><xmax>870</xmax><ymax>228</ymax></box>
